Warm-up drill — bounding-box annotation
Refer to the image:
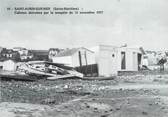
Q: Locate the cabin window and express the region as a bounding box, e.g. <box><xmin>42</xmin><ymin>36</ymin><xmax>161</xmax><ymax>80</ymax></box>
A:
<box><xmin>112</xmin><ymin>54</ymin><xmax>115</xmax><ymax>57</ymax></box>
<box><xmin>121</xmin><ymin>52</ymin><xmax>126</xmax><ymax>69</ymax></box>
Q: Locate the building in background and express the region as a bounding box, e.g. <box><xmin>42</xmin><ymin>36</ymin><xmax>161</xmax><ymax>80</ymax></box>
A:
<box><xmin>48</xmin><ymin>48</ymin><xmax>64</xmax><ymax>60</ymax></box>
<box><xmin>142</xmin><ymin>50</ymin><xmax>168</xmax><ymax>70</ymax></box>
<box><xmin>31</xmin><ymin>50</ymin><xmax>49</xmax><ymax>61</ymax></box>
<box><xmin>0</xmin><ymin>48</ymin><xmax>20</xmax><ymax>62</ymax></box>
<box><xmin>13</xmin><ymin>47</ymin><xmax>33</xmax><ymax>61</ymax></box>
<box><xmin>0</xmin><ymin>47</ymin><xmax>3</xmax><ymax>53</ymax></box>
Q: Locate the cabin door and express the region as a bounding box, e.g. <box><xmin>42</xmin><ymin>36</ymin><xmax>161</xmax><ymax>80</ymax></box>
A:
<box><xmin>109</xmin><ymin>53</ymin><xmax>118</xmax><ymax>75</ymax></box>
<box><xmin>121</xmin><ymin>52</ymin><xmax>126</xmax><ymax>70</ymax></box>
<box><xmin>138</xmin><ymin>53</ymin><xmax>142</xmax><ymax>70</ymax></box>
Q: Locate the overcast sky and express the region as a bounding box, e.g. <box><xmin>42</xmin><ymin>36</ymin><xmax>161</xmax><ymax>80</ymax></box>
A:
<box><xmin>0</xmin><ymin>0</ymin><xmax>168</xmax><ymax>50</ymax></box>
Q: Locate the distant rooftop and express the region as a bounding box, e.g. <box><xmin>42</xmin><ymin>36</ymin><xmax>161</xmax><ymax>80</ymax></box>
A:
<box><xmin>13</xmin><ymin>47</ymin><xmax>27</xmax><ymax>50</ymax></box>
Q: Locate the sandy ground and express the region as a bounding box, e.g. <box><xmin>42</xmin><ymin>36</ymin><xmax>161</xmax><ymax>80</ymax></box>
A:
<box><xmin>1</xmin><ymin>74</ymin><xmax>168</xmax><ymax>117</ymax></box>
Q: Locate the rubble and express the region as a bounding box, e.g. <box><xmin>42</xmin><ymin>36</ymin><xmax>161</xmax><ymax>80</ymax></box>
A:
<box><xmin>1</xmin><ymin>74</ymin><xmax>168</xmax><ymax>117</ymax></box>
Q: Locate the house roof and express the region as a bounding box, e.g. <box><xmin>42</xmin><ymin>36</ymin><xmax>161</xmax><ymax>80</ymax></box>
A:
<box><xmin>55</xmin><ymin>47</ymin><xmax>94</xmax><ymax>57</ymax></box>
<box><xmin>49</xmin><ymin>48</ymin><xmax>60</xmax><ymax>51</ymax></box>
<box><xmin>0</xmin><ymin>58</ymin><xmax>17</xmax><ymax>62</ymax></box>
<box><xmin>1</xmin><ymin>49</ymin><xmax>19</xmax><ymax>54</ymax></box>
<box><xmin>13</xmin><ymin>47</ymin><xmax>26</xmax><ymax>50</ymax></box>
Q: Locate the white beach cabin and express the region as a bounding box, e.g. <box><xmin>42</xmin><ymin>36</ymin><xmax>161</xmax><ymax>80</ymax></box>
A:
<box><xmin>2</xmin><ymin>60</ymin><xmax>16</xmax><ymax>71</ymax></box>
<box><xmin>51</xmin><ymin>47</ymin><xmax>96</xmax><ymax>67</ymax></box>
<box><xmin>91</xmin><ymin>45</ymin><xmax>143</xmax><ymax>77</ymax></box>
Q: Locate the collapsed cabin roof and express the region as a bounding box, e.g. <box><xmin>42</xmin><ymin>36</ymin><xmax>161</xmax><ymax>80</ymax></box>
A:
<box><xmin>27</xmin><ymin>61</ymin><xmax>73</xmax><ymax>70</ymax></box>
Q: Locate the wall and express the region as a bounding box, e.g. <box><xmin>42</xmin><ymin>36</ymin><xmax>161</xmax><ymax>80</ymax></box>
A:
<box><xmin>133</xmin><ymin>52</ymin><xmax>138</xmax><ymax>71</ymax></box>
<box><xmin>118</xmin><ymin>48</ymin><xmax>141</xmax><ymax>71</ymax></box>
<box><xmin>98</xmin><ymin>45</ymin><xmax>118</xmax><ymax>77</ymax></box>
<box><xmin>72</xmin><ymin>48</ymin><xmax>96</xmax><ymax>67</ymax></box>
<box><xmin>3</xmin><ymin>60</ymin><xmax>16</xmax><ymax>71</ymax></box>
<box><xmin>52</xmin><ymin>56</ymin><xmax>72</xmax><ymax>67</ymax></box>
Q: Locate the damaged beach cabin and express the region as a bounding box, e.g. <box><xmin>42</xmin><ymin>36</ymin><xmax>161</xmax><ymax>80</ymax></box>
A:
<box><xmin>50</xmin><ymin>45</ymin><xmax>144</xmax><ymax>77</ymax></box>
<box><xmin>50</xmin><ymin>47</ymin><xmax>97</xmax><ymax>76</ymax></box>
<box><xmin>91</xmin><ymin>45</ymin><xmax>144</xmax><ymax>77</ymax></box>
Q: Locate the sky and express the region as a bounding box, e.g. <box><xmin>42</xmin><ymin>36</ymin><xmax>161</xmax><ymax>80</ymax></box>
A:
<box><xmin>0</xmin><ymin>0</ymin><xmax>168</xmax><ymax>51</ymax></box>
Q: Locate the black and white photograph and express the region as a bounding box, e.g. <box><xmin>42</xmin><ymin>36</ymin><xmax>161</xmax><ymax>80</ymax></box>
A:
<box><xmin>0</xmin><ymin>0</ymin><xmax>168</xmax><ymax>117</ymax></box>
